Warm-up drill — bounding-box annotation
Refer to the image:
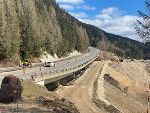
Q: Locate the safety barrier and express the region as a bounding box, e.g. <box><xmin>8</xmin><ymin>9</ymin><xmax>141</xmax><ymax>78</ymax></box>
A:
<box><xmin>34</xmin><ymin>53</ymin><xmax>99</xmax><ymax>84</ymax></box>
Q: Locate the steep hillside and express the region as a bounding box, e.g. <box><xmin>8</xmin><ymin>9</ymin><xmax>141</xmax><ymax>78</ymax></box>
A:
<box><xmin>79</xmin><ymin>23</ymin><xmax>144</xmax><ymax>59</ymax></box>
<box><xmin>0</xmin><ymin>0</ymin><xmax>149</xmax><ymax>63</ymax></box>
<box><xmin>104</xmin><ymin>32</ymin><xmax>144</xmax><ymax>59</ymax></box>
<box><xmin>0</xmin><ymin>0</ymin><xmax>89</xmax><ymax>62</ymax></box>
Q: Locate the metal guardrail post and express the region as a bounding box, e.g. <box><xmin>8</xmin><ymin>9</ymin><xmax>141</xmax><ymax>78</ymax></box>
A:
<box><xmin>22</xmin><ymin>67</ymin><xmax>25</xmax><ymax>74</ymax></box>
<box><xmin>34</xmin><ymin>53</ymin><xmax>99</xmax><ymax>82</ymax></box>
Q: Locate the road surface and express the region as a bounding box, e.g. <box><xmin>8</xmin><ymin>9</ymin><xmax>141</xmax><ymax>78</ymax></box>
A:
<box><xmin>56</xmin><ymin>61</ymin><xmax>106</xmax><ymax>113</ymax></box>
<box><xmin>0</xmin><ymin>47</ymin><xmax>99</xmax><ymax>86</ymax></box>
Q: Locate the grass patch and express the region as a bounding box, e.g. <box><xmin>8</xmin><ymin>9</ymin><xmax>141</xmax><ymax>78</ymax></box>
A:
<box><xmin>22</xmin><ymin>80</ymin><xmax>57</xmax><ymax>99</ymax></box>
<box><xmin>19</xmin><ymin>80</ymin><xmax>79</xmax><ymax>113</ymax></box>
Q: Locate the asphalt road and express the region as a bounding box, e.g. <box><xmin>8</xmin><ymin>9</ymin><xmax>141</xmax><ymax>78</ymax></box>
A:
<box><xmin>0</xmin><ymin>47</ymin><xmax>99</xmax><ymax>86</ymax></box>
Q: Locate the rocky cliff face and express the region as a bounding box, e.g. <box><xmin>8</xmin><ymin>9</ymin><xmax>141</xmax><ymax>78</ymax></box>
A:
<box><xmin>0</xmin><ymin>0</ymin><xmax>89</xmax><ymax>61</ymax></box>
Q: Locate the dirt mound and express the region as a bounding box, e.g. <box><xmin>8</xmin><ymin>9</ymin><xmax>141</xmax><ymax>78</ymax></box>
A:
<box><xmin>146</xmin><ymin>65</ymin><xmax>150</xmax><ymax>73</ymax></box>
<box><xmin>36</xmin><ymin>96</ymin><xmax>79</xmax><ymax>113</ymax></box>
<box><xmin>0</xmin><ymin>75</ymin><xmax>23</xmax><ymax>103</ymax></box>
<box><xmin>105</xmin><ymin>64</ymin><xmax>149</xmax><ymax>113</ymax></box>
<box><xmin>98</xmin><ymin>51</ymin><xmax>119</xmax><ymax>61</ymax></box>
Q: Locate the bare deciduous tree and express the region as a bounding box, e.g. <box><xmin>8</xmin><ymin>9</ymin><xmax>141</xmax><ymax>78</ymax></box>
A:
<box><xmin>135</xmin><ymin>0</ymin><xmax>150</xmax><ymax>42</ymax></box>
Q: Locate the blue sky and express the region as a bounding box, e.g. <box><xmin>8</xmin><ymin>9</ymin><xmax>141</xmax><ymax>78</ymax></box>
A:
<box><xmin>56</xmin><ymin>0</ymin><xmax>146</xmax><ymax>41</ymax></box>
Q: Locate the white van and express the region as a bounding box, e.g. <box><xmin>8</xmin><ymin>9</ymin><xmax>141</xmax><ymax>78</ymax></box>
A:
<box><xmin>43</xmin><ymin>62</ymin><xmax>55</xmax><ymax>67</ymax></box>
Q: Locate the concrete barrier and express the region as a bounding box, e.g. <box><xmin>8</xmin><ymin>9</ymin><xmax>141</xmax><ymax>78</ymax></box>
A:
<box><xmin>34</xmin><ymin>55</ymin><xmax>98</xmax><ymax>86</ymax></box>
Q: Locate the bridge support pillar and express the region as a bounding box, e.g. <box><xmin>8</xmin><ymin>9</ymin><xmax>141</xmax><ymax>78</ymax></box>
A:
<box><xmin>45</xmin><ymin>81</ymin><xmax>59</xmax><ymax>91</ymax></box>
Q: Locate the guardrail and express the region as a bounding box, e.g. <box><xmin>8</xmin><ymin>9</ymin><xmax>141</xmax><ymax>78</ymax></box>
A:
<box><xmin>0</xmin><ymin>48</ymin><xmax>94</xmax><ymax>74</ymax></box>
<box><xmin>34</xmin><ymin>53</ymin><xmax>99</xmax><ymax>84</ymax></box>
<box><xmin>0</xmin><ymin>55</ymin><xmax>83</xmax><ymax>73</ymax></box>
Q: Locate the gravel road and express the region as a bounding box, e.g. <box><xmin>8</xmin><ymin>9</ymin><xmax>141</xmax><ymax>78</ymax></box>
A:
<box><xmin>56</xmin><ymin>61</ymin><xmax>107</xmax><ymax>113</ymax></box>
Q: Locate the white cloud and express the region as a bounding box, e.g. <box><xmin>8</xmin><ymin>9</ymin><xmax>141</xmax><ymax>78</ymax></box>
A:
<box><xmin>69</xmin><ymin>12</ymin><xmax>88</xmax><ymax>18</ymax></box>
<box><xmin>101</xmin><ymin>7</ymin><xmax>120</xmax><ymax>16</ymax></box>
<box><xmin>57</xmin><ymin>2</ymin><xmax>140</xmax><ymax>40</ymax></box>
<box><xmin>58</xmin><ymin>4</ymin><xmax>95</xmax><ymax>12</ymax></box>
<box><xmin>78</xmin><ymin>7</ymin><xmax>140</xmax><ymax>41</ymax></box>
<box><xmin>59</xmin><ymin>4</ymin><xmax>74</xmax><ymax>10</ymax></box>
<box><xmin>56</xmin><ymin>0</ymin><xmax>84</xmax><ymax>4</ymax></box>
<box><xmin>59</xmin><ymin>4</ymin><xmax>96</xmax><ymax>11</ymax></box>
<box><xmin>56</xmin><ymin>0</ymin><xmax>96</xmax><ymax>11</ymax></box>
<box><xmin>77</xmin><ymin>5</ymin><xmax>96</xmax><ymax>11</ymax></box>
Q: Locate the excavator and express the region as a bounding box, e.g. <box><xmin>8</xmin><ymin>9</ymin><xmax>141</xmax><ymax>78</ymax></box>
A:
<box><xmin>19</xmin><ymin>51</ymin><xmax>32</xmax><ymax>67</ymax></box>
<box><xmin>22</xmin><ymin>59</ymin><xmax>30</xmax><ymax>66</ymax></box>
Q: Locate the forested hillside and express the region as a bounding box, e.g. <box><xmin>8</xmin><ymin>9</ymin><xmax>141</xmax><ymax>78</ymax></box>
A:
<box><xmin>0</xmin><ymin>0</ymin><xmax>89</xmax><ymax>62</ymax></box>
<box><xmin>104</xmin><ymin>32</ymin><xmax>144</xmax><ymax>59</ymax></box>
<box><xmin>78</xmin><ymin>23</ymin><xmax>145</xmax><ymax>59</ymax></box>
<box><xmin>0</xmin><ymin>0</ymin><xmax>149</xmax><ymax>63</ymax></box>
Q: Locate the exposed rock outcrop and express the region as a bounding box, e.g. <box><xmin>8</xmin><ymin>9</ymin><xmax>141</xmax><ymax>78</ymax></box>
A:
<box><xmin>0</xmin><ymin>75</ymin><xmax>23</xmax><ymax>103</ymax></box>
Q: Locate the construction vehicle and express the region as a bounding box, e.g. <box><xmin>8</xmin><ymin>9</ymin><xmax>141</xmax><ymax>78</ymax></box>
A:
<box><xmin>23</xmin><ymin>59</ymin><xmax>30</xmax><ymax>66</ymax></box>
<box><xmin>19</xmin><ymin>59</ymin><xmax>32</xmax><ymax>67</ymax></box>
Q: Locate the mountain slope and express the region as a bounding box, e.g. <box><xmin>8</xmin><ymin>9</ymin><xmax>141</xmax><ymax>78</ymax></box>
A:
<box><xmin>0</xmin><ymin>0</ymin><xmax>149</xmax><ymax>63</ymax></box>
<box><xmin>78</xmin><ymin>22</ymin><xmax>144</xmax><ymax>59</ymax></box>
<box><xmin>104</xmin><ymin>32</ymin><xmax>144</xmax><ymax>59</ymax></box>
<box><xmin>0</xmin><ymin>0</ymin><xmax>89</xmax><ymax>62</ymax></box>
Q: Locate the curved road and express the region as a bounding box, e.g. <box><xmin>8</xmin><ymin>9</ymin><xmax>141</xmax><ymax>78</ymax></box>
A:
<box><xmin>0</xmin><ymin>47</ymin><xmax>99</xmax><ymax>86</ymax></box>
<box><xmin>0</xmin><ymin>48</ymin><xmax>104</xmax><ymax>112</ymax></box>
<box><xmin>57</xmin><ymin>61</ymin><xmax>106</xmax><ymax>113</ymax></box>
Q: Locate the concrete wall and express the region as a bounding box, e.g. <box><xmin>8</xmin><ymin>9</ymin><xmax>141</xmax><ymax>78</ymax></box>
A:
<box><xmin>45</xmin><ymin>67</ymin><xmax>87</xmax><ymax>91</ymax></box>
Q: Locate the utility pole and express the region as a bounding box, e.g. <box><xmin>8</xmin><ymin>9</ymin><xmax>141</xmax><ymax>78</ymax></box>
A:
<box><xmin>16</xmin><ymin>81</ymin><xmax>19</xmax><ymax>113</ymax></box>
<box><xmin>17</xmin><ymin>88</ymin><xmax>19</xmax><ymax>113</ymax></box>
<box><xmin>147</xmin><ymin>84</ymin><xmax>150</xmax><ymax>113</ymax></box>
<box><xmin>147</xmin><ymin>96</ymin><xmax>149</xmax><ymax>113</ymax></box>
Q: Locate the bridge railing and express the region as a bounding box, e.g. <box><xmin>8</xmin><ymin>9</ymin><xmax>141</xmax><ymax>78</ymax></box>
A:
<box><xmin>34</xmin><ymin>53</ymin><xmax>99</xmax><ymax>83</ymax></box>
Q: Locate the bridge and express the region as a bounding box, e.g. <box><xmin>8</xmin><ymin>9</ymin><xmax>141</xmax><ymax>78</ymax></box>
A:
<box><xmin>0</xmin><ymin>47</ymin><xmax>100</xmax><ymax>90</ymax></box>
